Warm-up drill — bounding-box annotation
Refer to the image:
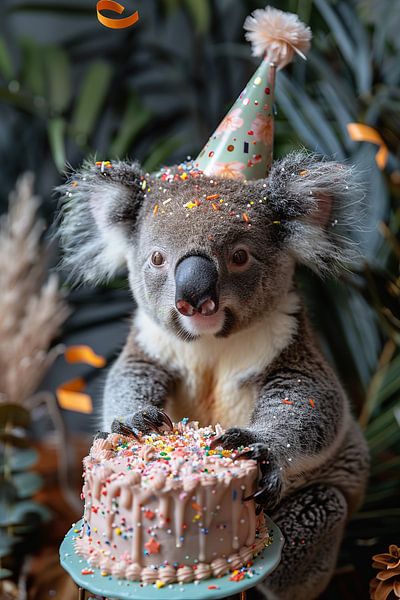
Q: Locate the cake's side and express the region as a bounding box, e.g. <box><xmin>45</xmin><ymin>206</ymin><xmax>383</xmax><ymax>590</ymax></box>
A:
<box><xmin>74</xmin><ymin>422</ymin><xmax>271</xmax><ymax>583</ymax></box>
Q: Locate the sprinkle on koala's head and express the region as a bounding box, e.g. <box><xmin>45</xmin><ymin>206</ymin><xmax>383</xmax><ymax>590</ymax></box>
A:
<box><xmin>57</xmin><ymin>152</ymin><xmax>361</xmax><ymax>341</ymax></box>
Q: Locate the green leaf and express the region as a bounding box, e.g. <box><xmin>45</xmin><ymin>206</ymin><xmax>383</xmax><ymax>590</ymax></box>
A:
<box><xmin>376</xmin><ymin>354</ymin><xmax>400</xmax><ymax>404</ymax></box>
<box><xmin>183</xmin><ymin>0</ymin><xmax>211</xmax><ymax>34</ymax></box>
<box><xmin>11</xmin><ymin>500</ymin><xmax>51</xmax><ymax>524</ymax></box>
<box><xmin>0</xmin><ymin>480</ymin><xmax>18</xmax><ymax>504</ymax></box>
<box><xmin>70</xmin><ymin>61</ymin><xmax>112</xmax><ymax>144</ymax></box>
<box><xmin>277</xmin><ymin>73</ymin><xmax>345</xmax><ymax>158</ymax></box>
<box><xmin>0</xmin><ymin>38</ymin><xmax>13</xmax><ymax>80</ymax></box>
<box><xmin>0</xmin><ymin>448</ymin><xmax>38</xmax><ymax>472</ymax></box>
<box><xmin>0</xmin><ymin>500</ymin><xmax>51</xmax><ymax>527</ymax></box>
<box><xmin>0</xmin><ymin>568</ymin><xmax>13</xmax><ymax>579</ymax></box>
<box><xmin>0</xmin><ymin>530</ymin><xmax>20</xmax><ymax>558</ymax></box>
<box><xmin>367</xmin><ymin>420</ymin><xmax>400</xmax><ymax>455</ymax></box>
<box><xmin>13</xmin><ymin>471</ymin><xmax>42</xmax><ymax>499</ymax></box>
<box><xmin>20</xmin><ymin>37</ymin><xmax>45</xmax><ymax>97</ymax></box>
<box><xmin>315</xmin><ymin>0</ymin><xmax>355</xmax><ymax>67</ymax></box>
<box><xmin>110</xmin><ymin>94</ymin><xmax>152</xmax><ymax>157</ymax></box>
<box><xmin>48</xmin><ymin>117</ymin><xmax>67</xmax><ymax>172</ymax></box>
<box><xmin>142</xmin><ymin>135</ymin><xmax>182</xmax><ymax>172</ymax></box>
<box><xmin>0</xmin><ymin>86</ymin><xmax>34</xmax><ymax>112</ymax></box>
<box><xmin>44</xmin><ymin>45</ymin><xmax>71</xmax><ymax>114</ymax></box>
<box><xmin>0</xmin><ymin>404</ymin><xmax>30</xmax><ymax>428</ymax></box>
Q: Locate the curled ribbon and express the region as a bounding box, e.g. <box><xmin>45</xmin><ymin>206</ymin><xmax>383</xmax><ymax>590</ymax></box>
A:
<box><xmin>56</xmin><ymin>377</ymin><xmax>93</xmax><ymax>414</ymax></box>
<box><xmin>56</xmin><ymin>345</ymin><xmax>106</xmax><ymax>414</ymax></box>
<box><xmin>64</xmin><ymin>345</ymin><xmax>106</xmax><ymax>368</ymax></box>
<box><xmin>96</xmin><ymin>0</ymin><xmax>139</xmax><ymax>29</ymax></box>
<box><xmin>347</xmin><ymin>123</ymin><xmax>389</xmax><ymax>170</ymax></box>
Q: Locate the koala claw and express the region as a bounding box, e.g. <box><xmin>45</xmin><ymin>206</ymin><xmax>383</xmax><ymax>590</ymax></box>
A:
<box><xmin>111</xmin><ymin>407</ymin><xmax>173</xmax><ymax>439</ymax></box>
<box><xmin>111</xmin><ymin>419</ymin><xmax>141</xmax><ymax>439</ymax></box>
<box><xmin>93</xmin><ymin>431</ymin><xmax>109</xmax><ymax>440</ymax></box>
<box><xmin>209</xmin><ymin>427</ymin><xmax>256</xmax><ymax>450</ymax></box>
<box><xmin>234</xmin><ymin>442</ymin><xmax>282</xmax><ymax>510</ymax></box>
<box><xmin>141</xmin><ymin>407</ymin><xmax>173</xmax><ymax>432</ymax></box>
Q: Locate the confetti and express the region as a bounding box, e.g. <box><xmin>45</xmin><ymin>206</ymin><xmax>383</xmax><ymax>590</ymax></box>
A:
<box><xmin>145</xmin><ymin>537</ymin><xmax>161</xmax><ymax>554</ymax></box>
<box><xmin>96</xmin><ymin>1</ymin><xmax>139</xmax><ymax>29</ymax></box>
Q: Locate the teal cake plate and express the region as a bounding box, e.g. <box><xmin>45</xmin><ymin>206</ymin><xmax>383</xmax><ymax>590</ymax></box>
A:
<box><xmin>60</xmin><ymin>517</ymin><xmax>284</xmax><ymax>600</ymax></box>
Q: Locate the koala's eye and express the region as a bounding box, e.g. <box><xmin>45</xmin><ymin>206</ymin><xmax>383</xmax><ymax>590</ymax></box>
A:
<box><xmin>151</xmin><ymin>251</ymin><xmax>165</xmax><ymax>266</ymax></box>
<box><xmin>231</xmin><ymin>249</ymin><xmax>249</xmax><ymax>266</ymax></box>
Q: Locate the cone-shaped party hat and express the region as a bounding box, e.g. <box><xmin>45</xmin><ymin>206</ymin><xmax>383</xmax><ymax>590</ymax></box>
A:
<box><xmin>194</xmin><ymin>6</ymin><xmax>311</xmax><ymax>180</ymax></box>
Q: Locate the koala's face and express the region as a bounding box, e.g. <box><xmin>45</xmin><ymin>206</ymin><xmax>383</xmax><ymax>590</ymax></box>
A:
<box><xmin>59</xmin><ymin>153</ymin><xmax>357</xmax><ymax>341</ymax></box>
<box><xmin>128</xmin><ymin>175</ymin><xmax>295</xmax><ymax>340</ymax></box>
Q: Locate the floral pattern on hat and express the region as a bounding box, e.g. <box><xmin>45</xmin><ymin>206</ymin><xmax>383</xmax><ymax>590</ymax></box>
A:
<box><xmin>216</xmin><ymin>108</ymin><xmax>244</xmax><ymax>135</ymax></box>
<box><xmin>251</xmin><ymin>113</ymin><xmax>273</xmax><ymax>145</ymax></box>
<box><xmin>209</xmin><ymin>161</ymin><xmax>246</xmax><ymax>179</ymax></box>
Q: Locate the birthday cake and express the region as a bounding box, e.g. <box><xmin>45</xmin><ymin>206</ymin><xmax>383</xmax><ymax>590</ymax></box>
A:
<box><xmin>74</xmin><ymin>420</ymin><xmax>270</xmax><ymax>584</ymax></box>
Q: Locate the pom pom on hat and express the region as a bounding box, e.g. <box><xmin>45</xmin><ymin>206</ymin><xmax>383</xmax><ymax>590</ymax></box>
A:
<box><xmin>244</xmin><ymin>5</ymin><xmax>312</xmax><ymax>69</ymax></box>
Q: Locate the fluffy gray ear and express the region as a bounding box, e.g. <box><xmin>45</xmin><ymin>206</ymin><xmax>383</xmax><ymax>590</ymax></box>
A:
<box><xmin>266</xmin><ymin>151</ymin><xmax>363</xmax><ymax>275</ymax></box>
<box><xmin>57</xmin><ymin>159</ymin><xmax>146</xmax><ymax>284</ymax></box>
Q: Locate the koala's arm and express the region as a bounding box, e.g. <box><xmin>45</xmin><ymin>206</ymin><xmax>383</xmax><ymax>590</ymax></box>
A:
<box><xmin>102</xmin><ymin>334</ymin><xmax>174</xmax><ymax>431</ymax></box>
<box><xmin>214</xmin><ymin>314</ymin><xmax>349</xmax><ymax>507</ymax></box>
<box><xmin>250</xmin><ymin>348</ymin><xmax>348</xmax><ymax>477</ymax></box>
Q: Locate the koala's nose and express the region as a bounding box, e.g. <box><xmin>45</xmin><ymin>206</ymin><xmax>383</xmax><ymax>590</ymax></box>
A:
<box><xmin>175</xmin><ymin>255</ymin><xmax>219</xmax><ymax>317</ymax></box>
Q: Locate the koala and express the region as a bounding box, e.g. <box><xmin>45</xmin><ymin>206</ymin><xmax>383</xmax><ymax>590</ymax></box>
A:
<box><xmin>58</xmin><ymin>151</ymin><xmax>369</xmax><ymax>600</ymax></box>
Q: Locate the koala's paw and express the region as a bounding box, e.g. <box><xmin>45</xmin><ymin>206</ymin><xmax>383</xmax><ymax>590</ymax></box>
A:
<box><xmin>93</xmin><ymin>431</ymin><xmax>109</xmax><ymax>440</ymax></box>
<box><xmin>235</xmin><ymin>442</ymin><xmax>283</xmax><ymax>512</ymax></box>
<box><xmin>111</xmin><ymin>407</ymin><xmax>173</xmax><ymax>439</ymax></box>
<box><xmin>209</xmin><ymin>427</ymin><xmax>257</xmax><ymax>450</ymax></box>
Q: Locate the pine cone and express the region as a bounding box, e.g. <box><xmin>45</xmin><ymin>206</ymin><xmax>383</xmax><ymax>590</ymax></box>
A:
<box><xmin>370</xmin><ymin>545</ymin><xmax>400</xmax><ymax>600</ymax></box>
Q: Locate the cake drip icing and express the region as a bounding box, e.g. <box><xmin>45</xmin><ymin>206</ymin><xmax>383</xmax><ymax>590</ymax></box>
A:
<box><xmin>75</xmin><ymin>420</ymin><xmax>271</xmax><ymax>583</ymax></box>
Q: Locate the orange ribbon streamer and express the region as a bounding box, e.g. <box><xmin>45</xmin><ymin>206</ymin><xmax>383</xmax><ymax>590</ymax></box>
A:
<box><xmin>64</xmin><ymin>345</ymin><xmax>106</xmax><ymax>368</ymax></box>
<box><xmin>56</xmin><ymin>346</ymin><xmax>106</xmax><ymax>414</ymax></box>
<box><xmin>56</xmin><ymin>377</ymin><xmax>93</xmax><ymax>414</ymax></box>
<box><xmin>347</xmin><ymin>123</ymin><xmax>389</xmax><ymax>170</ymax></box>
<box><xmin>96</xmin><ymin>0</ymin><xmax>139</xmax><ymax>29</ymax></box>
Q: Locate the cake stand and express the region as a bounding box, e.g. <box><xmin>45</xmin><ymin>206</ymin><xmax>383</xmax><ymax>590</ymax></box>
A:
<box><xmin>60</xmin><ymin>517</ymin><xmax>284</xmax><ymax>600</ymax></box>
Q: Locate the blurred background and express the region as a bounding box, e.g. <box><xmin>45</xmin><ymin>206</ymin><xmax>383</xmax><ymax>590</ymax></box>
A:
<box><xmin>0</xmin><ymin>0</ymin><xmax>399</xmax><ymax>598</ymax></box>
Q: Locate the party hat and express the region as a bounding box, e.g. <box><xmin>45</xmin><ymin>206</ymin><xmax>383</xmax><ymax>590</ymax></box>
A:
<box><xmin>194</xmin><ymin>6</ymin><xmax>312</xmax><ymax>180</ymax></box>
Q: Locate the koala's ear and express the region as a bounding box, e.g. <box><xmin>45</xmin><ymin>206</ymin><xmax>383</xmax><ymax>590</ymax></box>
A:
<box><xmin>57</xmin><ymin>159</ymin><xmax>146</xmax><ymax>284</ymax></box>
<box><xmin>266</xmin><ymin>151</ymin><xmax>363</xmax><ymax>275</ymax></box>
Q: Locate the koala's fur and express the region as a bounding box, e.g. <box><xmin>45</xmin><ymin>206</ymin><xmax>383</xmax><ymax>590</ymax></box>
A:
<box><xmin>58</xmin><ymin>152</ymin><xmax>369</xmax><ymax>600</ymax></box>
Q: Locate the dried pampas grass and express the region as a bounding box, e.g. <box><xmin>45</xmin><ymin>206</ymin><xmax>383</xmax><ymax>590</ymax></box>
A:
<box><xmin>0</xmin><ymin>173</ymin><xmax>69</xmax><ymax>406</ymax></box>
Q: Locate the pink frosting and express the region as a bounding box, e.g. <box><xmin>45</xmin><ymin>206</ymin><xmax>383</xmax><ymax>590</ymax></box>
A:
<box><xmin>176</xmin><ymin>565</ymin><xmax>194</xmax><ymax>583</ymax></box>
<box><xmin>99</xmin><ymin>556</ymin><xmax>112</xmax><ymax>574</ymax></box>
<box><xmin>141</xmin><ymin>567</ymin><xmax>158</xmax><ymax>584</ymax></box>
<box><xmin>254</xmin><ymin>536</ymin><xmax>268</xmax><ymax>554</ymax></box>
<box><xmin>140</xmin><ymin>445</ymin><xmax>156</xmax><ymax>461</ymax></box>
<box><xmin>87</xmin><ymin>550</ymin><xmax>101</xmax><ymax>568</ymax></box>
<box><xmin>211</xmin><ymin>557</ymin><xmax>229</xmax><ymax>577</ymax></box>
<box><xmin>194</xmin><ymin>563</ymin><xmax>212</xmax><ymax>581</ymax></box>
<box><xmin>239</xmin><ymin>546</ymin><xmax>254</xmax><ymax>564</ymax></box>
<box><xmin>74</xmin><ymin>536</ymin><xmax>89</xmax><ymax>555</ymax></box>
<box><xmin>125</xmin><ymin>562</ymin><xmax>141</xmax><ymax>581</ymax></box>
<box><xmin>111</xmin><ymin>560</ymin><xmax>127</xmax><ymax>578</ymax></box>
<box><xmin>158</xmin><ymin>565</ymin><xmax>176</xmax><ymax>584</ymax></box>
<box><xmin>90</xmin><ymin>438</ymin><xmax>114</xmax><ymax>461</ymax></box>
<box><xmin>227</xmin><ymin>553</ymin><xmax>242</xmax><ymax>570</ymax></box>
